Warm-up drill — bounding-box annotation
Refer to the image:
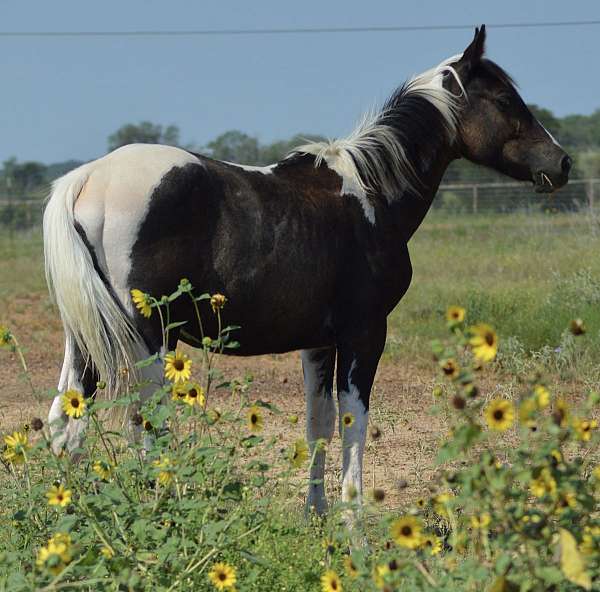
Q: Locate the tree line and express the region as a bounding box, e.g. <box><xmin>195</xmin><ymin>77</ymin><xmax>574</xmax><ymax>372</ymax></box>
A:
<box><xmin>3</xmin><ymin>103</ymin><xmax>600</xmax><ymax>199</ymax></box>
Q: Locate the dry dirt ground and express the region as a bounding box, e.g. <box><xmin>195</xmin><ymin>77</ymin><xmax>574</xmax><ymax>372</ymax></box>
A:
<box><xmin>0</xmin><ymin>294</ymin><xmax>452</xmax><ymax>507</ymax></box>
<box><xmin>0</xmin><ymin>293</ymin><xmax>590</xmax><ymax>508</ymax></box>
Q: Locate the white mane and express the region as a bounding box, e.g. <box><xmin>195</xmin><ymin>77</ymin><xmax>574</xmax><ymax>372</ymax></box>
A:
<box><xmin>291</xmin><ymin>55</ymin><xmax>466</xmax><ymax>222</ymax></box>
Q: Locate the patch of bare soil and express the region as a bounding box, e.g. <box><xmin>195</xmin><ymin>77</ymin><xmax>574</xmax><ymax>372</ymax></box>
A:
<box><xmin>2</xmin><ymin>297</ymin><xmax>593</xmax><ymax>509</ymax></box>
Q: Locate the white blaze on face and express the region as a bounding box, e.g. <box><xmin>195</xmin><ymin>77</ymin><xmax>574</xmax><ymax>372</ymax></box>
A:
<box><xmin>537</xmin><ymin>120</ymin><xmax>562</xmax><ymax>148</ymax></box>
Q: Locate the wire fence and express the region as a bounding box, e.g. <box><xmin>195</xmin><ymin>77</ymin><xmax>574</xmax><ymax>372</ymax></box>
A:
<box><xmin>434</xmin><ymin>178</ymin><xmax>600</xmax><ymax>215</ymax></box>
<box><xmin>1</xmin><ymin>178</ymin><xmax>599</xmax><ymax>230</ymax></box>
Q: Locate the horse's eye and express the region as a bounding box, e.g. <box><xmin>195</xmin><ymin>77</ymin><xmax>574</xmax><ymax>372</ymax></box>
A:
<box><xmin>496</xmin><ymin>95</ymin><xmax>511</xmax><ymax>111</ymax></box>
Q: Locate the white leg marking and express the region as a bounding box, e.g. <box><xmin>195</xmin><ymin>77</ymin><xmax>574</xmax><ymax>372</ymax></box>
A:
<box><xmin>339</xmin><ymin>360</ymin><xmax>368</xmax><ymax>506</ymax></box>
<box><xmin>302</xmin><ymin>348</ymin><xmax>336</xmax><ymax>515</ymax></box>
<box><xmin>48</xmin><ymin>334</ymin><xmax>89</xmax><ymax>456</ymax></box>
<box><xmin>127</xmin><ymin>343</ymin><xmax>166</xmax><ymax>452</ymax></box>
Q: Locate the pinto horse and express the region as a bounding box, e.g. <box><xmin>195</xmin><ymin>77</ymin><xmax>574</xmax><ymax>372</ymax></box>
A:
<box><xmin>44</xmin><ymin>26</ymin><xmax>570</xmax><ymax>514</ymax></box>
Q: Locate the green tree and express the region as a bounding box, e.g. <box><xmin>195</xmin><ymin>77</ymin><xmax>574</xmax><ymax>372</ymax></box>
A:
<box><xmin>108</xmin><ymin>122</ymin><xmax>180</xmax><ymax>151</ymax></box>
<box><xmin>204</xmin><ymin>131</ymin><xmax>327</xmax><ymax>165</ymax></box>
<box><xmin>1</xmin><ymin>157</ymin><xmax>48</xmax><ymax>196</ymax></box>
<box><xmin>205</xmin><ymin>131</ymin><xmax>261</xmax><ymax>164</ymax></box>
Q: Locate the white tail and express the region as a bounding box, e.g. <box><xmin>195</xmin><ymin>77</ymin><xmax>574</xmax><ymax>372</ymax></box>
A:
<box><xmin>43</xmin><ymin>165</ymin><xmax>143</xmax><ymax>396</ymax></box>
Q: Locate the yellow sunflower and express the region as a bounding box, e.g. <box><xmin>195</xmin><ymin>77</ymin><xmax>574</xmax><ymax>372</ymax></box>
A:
<box><xmin>46</xmin><ymin>485</ymin><xmax>72</xmax><ymax>508</ymax></box>
<box><xmin>164</xmin><ymin>351</ymin><xmax>192</xmax><ymax>383</ymax></box>
<box><xmin>321</xmin><ymin>569</ymin><xmax>342</xmax><ymax>592</ymax></box>
<box><xmin>130</xmin><ymin>288</ymin><xmax>152</xmax><ymax>318</ymax></box>
<box><xmin>101</xmin><ymin>546</ymin><xmax>115</xmax><ymax>559</ymax></box>
<box><xmin>530</xmin><ymin>468</ymin><xmax>557</xmax><ymax>498</ymax></box>
<box><xmin>470</xmin><ymin>513</ymin><xmax>491</xmax><ymax>529</ymax></box>
<box><xmin>573</xmin><ymin>417</ymin><xmax>598</xmax><ymax>442</ymax></box>
<box><xmin>390</xmin><ymin>515</ymin><xmax>423</xmax><ymax>549</ymax></box>
<box><xmin>207</xmin><ymin>408</ymin><xmax>222</xmax><ymax>424</ymax></box>
<box><xmin>210</xmin><ymin>293</ymin><xmax>227</xmax><ymax>313</ymax></box>
<box><xmin>208</xmin><ymin>562</ymin><xmax>236</xmax><ymax>590</ymax></box>
<box><xmin>484</xmin><ymin>398</ymin><xmax>515</xmax><ymax>432</ymax></box>
<box><xmin>446</xmin><ymin>305</ymin><xmax>465</xmax><ymax>323</ymax></box>
<box><xmin>372</xmin><ymin>563</ymin><xmax>390</xmax><ymax>588</ymax></box>
<box><xmin>171</xmin><ymin>383</ymin><xmax>188</xmax><ymax>403</ymax></box>
<box><xmin>49</xmin><ymin>532</ymin><xmax>72</xmax><ymax>551</ymax></box>
<box><xmin>433</xmin><ymin>492</ymin><xmax>453</xmax><ymax>518</ymax></box>
<box><xmin>469</xmin><ymin>324</ymin><xmax>498</xmax><ymax>362</ymax></box>
<box><xmin>92</xmin><ymin>460</ymin><xmax>112</xmax><ymax>481</ymax></box>
<box><xmin>3</xmin><ymin>431</ymin><xmax>29</xmax><ymax>464</ymax></box>
<box><xmin>153</xmin><ymin>456</ymin><xmax>174</xmax><ymax>486</ymax></box>
<box><xmin>553</xmin><ymin>397</ymin><xmax>570</xmax><ymax>427</ymax></box>
<box><xmin>341</xmin><ymin>412</ymin><xmax>355</xmax><ymax>428</ymax></box>
<box><xmin>533</xmin><ymin>385</ymin><xmax>550</xmax><ymax>409</ymax></box>
<box><xmin>421</xmin><ymin>533</ymin><xmax>443</xmax><ymax>555</ymax></box>
<box><xmin>518</xmin><ymin>398</ymin><xmax>537</xmax><ymax>429</ymax></box>
<box><xmin>36</xmin><ymin>540</ymin><xmax>71</xmax><ymax>575</ymax></box>
<box><xmin>246</xmin><ymin>406</ymin><xmax>263</xmax><ymax>433</ymax></box>
<box><xmin>440</xmin><ymin>358</ymin><xmax>460</xmax><ymax>379</ymax></box>
<box><xmin>343</xmin><ymin>555</ymin><xmax>359</xmax><ymax>578</ymax></box>
<box><xmin>0</xmin><ymin>325</ymin><xmax>12</xmax><ymax>346</ymax></box>
<box><xmin>290</xmin><ymin>439</ymin><xmax>309</xmax><ymax>469</ymax></box>
<box><xmin>183</xmin><ymin>383</ymin><xmax>206</xmax><ymax>408</ymax></box>
<box><xmin>61</xmin><ymin>389</ymin><xmax>86</xmax><ymax>418</ymax></box>
<box><xmin>556</xmin><ymin>491</ymin><xmax>577</xmax><ymax>513</ymax></box>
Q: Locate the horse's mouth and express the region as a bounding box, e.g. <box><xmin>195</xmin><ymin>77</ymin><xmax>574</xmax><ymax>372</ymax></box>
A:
<box><xmin>533</xmin><ymin>171</ymin><xmax>555</xmax><ymax>194</ymax></box>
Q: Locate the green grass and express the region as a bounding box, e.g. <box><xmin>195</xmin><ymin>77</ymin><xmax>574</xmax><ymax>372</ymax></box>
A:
<box><xmin>3</xmin><ymin>212</ymin><xmax>600</xmax><ymax>374</ymax></box>
<box><xmin>388</xmin><ymin>212</ymin><xmax>600</xmax><ymax>371</ymax></box>
<box><xmin>0</xmin><ymin>229</ymin><xmax>46</xmax><ymax>300</ymax></box>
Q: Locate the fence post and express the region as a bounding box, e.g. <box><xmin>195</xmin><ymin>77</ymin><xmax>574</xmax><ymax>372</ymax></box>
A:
<box><xmin>472</xmin><ymin>185</ymin><xmax>478</xmax><ymax>214</ymax></box>
<box><xmin>587</xmin><ymin>179</ymin><xmax>595</xmax><ymax>212</ymax></box>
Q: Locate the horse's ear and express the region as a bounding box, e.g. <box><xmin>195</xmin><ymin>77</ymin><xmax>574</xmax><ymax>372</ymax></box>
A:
<box><xmin>453</xmin><ymin>25</ymin><xmax>486</xmax><ymax>83</ymax></box>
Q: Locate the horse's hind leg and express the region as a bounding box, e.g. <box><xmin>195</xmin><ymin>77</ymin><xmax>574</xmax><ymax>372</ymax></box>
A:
<box><xmin>127</xmin><ymin>340</ymin><xmax>166</xmax><ymax>450</ymax></box>
<box><xmin>48</xmin><ymin>332</ymin><xmax>98</xmax><ymax>456</ymax></box>
<box><xmin>302</xmin><ymin>347</ymin><xmax>336</xmax><ymax>515</ymax></box>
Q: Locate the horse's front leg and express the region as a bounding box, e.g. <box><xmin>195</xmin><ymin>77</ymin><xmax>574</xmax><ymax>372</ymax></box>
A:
<box><xmin>336</xmin><ymin>322</ymin><xmax>386</xmax><ymax>510</ymax></box>
<box><xmin>302</xmin><ymin>347</ymin><xmax>336</xmax><ymax>516</ymax></box>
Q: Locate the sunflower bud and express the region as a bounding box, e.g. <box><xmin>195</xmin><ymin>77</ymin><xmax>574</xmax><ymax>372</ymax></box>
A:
<box><xmin>369</xmin><ymin>425</ymin><xmax>382</xmax><ymax>440</ymax></box>
<box><xmin>210</xmin><ymin>293</ymin><xmax>227</xmax><ymax>313</ymax></box>
<box><xmin>372</xmin><ymin>488</ymin><xmax>386</xmax><ymax>502</ymax></box>
<box><xmin>346</xmin><ymin>484</ymin><xmax>358</xmax><ymax>500</ymax></box>
<box><xmin>31</xmin><ymin>417</ymin><xmax>44</xmax><ymax>431</ymax></box>
<box><xmin>452</xmin><ymin>395</ymin><xmax>466</xmax><ymax>410</ymax></box>
<box><xmin>464</xmin><ymin>384</ymin><xmax>479</xmax><ymax>398</ymax></box>
<box><xmin>570</xmin><ymin>318</ymin><xmax>585</xmax><ymax>336</ymax></box>
<box><xmin>396</xmin><ymin>478</ymin><xmax>408</xmax><ymax>490</ymax></box>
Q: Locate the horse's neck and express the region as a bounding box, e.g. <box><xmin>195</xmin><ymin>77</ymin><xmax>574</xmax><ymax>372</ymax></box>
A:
<box><xmin>388</xmin><ymin>143</ymin><xmax>456</xmax><ymax>241</ymax></box>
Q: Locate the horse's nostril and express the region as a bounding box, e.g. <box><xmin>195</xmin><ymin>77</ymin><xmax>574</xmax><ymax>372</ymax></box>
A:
<box><xmin>561</xmin><ymin>155</ymin><xmax>572</xmax><ymax>174</ymax></box>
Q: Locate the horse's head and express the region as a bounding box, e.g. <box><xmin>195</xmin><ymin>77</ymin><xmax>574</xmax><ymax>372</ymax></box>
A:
<box><xmin>450</xmin><ymin>25</ymin><xmax>571</xmax><ymax>193</ymax></box>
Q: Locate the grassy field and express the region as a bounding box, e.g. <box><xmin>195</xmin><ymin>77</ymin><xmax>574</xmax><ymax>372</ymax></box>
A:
<box><xmin>2</xmin><ymin>212</ymin><xmax>600</xmax><ymax>589</ymax></box>
<box><xmin>388</xmin><ymin>212</ymin><xmax>600</xmax><ymax>378</ymax></box>
<box><xmin>4</xmin><ymin>211</ymin><xmax>600</xmax><ymax>355</ymax></box>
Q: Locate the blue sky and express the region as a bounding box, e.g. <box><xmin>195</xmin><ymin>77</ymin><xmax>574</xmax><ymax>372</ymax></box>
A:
<box><xmin>1</xmin><ymin>0</ymin><xmax>598</xmax><ymax>164</ymax></box>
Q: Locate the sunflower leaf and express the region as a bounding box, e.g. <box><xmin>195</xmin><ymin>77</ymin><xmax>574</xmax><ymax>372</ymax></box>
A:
<box><xmin>165</xmin><ymin>321</ymin><xmax>188</xmax><ymax>331</ymax></box>
<box><xmin>135</xmin><ymin>353</ymin><xmax>160</xmax><ymax>368</ymax></box>
<box><xmin>559</xmin><ymin>528</ymin><xmax>591</xmax><ymax>590</ymax></box>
